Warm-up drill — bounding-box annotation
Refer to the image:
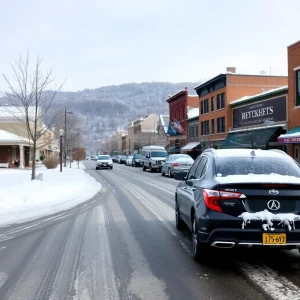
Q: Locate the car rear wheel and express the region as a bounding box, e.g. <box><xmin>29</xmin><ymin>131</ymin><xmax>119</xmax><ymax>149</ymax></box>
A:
<box><xmin>168</xmin><ymin>168</ymin><xmax>173</xmax><ymax>178</ymax></box>
<box><xmin>192</xmin><ymin>215</ymin><xmax>208</xmax><ymax>263</ymax></box>
<box><xmin>175</xmin><ymin>200</ymin><xmax>183</xmax><ymax>230</ymax></box>
<box><xmin>143</xmin><ymin>165</ymin><xmax>146</xmax><ymax>171</ymax></box>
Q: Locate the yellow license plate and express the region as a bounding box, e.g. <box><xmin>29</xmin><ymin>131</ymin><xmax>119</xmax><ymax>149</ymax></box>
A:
<box><xmin>262</xmin><ymin>233</ymin><xmax>286</xmax><ymax>245</ymax></box>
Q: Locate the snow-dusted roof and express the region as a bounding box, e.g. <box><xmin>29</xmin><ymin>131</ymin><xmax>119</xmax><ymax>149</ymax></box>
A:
<box><xmin>0</xmin><ymin>130</ymin><xmax>30</xmax><ymax>144</ymax></box>
<box><xmin>0</xmin><ymin>106</ymin><xmax>37</xmax><ymax>121</ymax></box>
<box><xmin>187</xmin><ymin>106</ymin><xmax>199</xmax><ymax>120</ymax></box>
<box><xmin>230</xmin><ymin>86</ymin><xmax>288</xmax><ymax>106</ymax></box>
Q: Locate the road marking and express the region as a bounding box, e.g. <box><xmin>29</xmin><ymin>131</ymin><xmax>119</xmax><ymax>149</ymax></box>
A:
<box><xmin>238</xmin><ymin>261</ymin><xmax>300</xmax><ymax>300</ymax></box>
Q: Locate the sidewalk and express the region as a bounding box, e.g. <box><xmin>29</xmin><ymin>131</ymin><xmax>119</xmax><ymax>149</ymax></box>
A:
<box><xmin>0</xmin><ymin>162</ymin><xmax>102</xmax><ymax>225</ymax></box>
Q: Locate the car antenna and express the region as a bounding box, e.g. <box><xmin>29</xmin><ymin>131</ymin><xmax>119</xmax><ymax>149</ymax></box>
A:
<box><xmin>250</xmin><ymin>150</ymin><xmax>256</xmax><ymax>156</ymax></box>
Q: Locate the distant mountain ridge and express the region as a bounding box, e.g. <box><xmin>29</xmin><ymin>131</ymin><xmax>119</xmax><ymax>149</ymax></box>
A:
<box><xmin>1</xmin><ymin>81</ymin><xmax>200</xmax><ymax>149</ymax></box>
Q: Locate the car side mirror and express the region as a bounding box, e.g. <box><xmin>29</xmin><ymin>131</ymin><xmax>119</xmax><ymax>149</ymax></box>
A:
<box><xmin>186</xmin><ymin>180</ymin><xmax>193</xmax><ymax>186</ymax></box>
<box><xmin>174</xmin><ymin>172</ymin><xmax>187</xmax><ymax>181</ymax></box>
<box><xmin>146</xmin><ymin>155</ymin><xmax>150</xmax><ymax>158</ymax></box>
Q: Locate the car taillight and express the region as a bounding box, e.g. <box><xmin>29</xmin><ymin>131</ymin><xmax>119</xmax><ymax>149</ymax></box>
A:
<box><xmin>203</xmin><ymin>189</ymin><xmax>243</xmax><ymax>212</ymax></box>
<box><xmin>173</xmin><ymin>163</ymin><xmax>179</xmax><ymax>167</ymax></box>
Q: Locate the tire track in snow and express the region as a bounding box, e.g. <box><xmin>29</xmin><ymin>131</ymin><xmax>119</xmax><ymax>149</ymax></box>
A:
<box><xmin>238</xmin><ymin>261</ymin><xmax>300</xmax><ymax>300</ymax></box>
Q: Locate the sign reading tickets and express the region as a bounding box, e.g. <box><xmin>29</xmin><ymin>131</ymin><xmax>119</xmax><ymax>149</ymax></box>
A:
<box><xmin>232</xmin><ymin>96</ymin><xmax>287</xmax><ymax>128</ymax></box>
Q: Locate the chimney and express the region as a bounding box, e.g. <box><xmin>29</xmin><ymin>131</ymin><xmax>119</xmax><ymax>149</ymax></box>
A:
<box><xmin>226</xmin><ymin>67</ymin><xmax>236</xmax><ymax>73</ymax></box>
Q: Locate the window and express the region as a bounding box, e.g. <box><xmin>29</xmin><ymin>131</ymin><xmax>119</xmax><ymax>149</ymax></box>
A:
<box><xmin>211</xmin><ymin>97</ymin><xmax>214</xmax><ymax>112</ymax></box>
<box><xmin>189</xmin><ymin>125</ymin><xmax>193</xmax><ymax>138</ymax></box>
<box><xmin>195</xmin><ymin>124</ymin><xmax>198</xmax><ymax>137</ymax></box>
<box><xmin>201</xmin><ymin>120</ymin><xmax>209</xmax><ymax>135</ymax></box>
<box><xmin>217</xmin><ymin>117</ymin><xmax>225</xmax><ymax>133</ymax></box>
<box><xmin>217</xmin><ymin>93</ymin><xmax>225</xmax><ymax>110</ymax></box>
<box><xmin>194</xmin><ymin>156</ymin><xmax>208</xmax><ymax>179</ymax></box>
<box><xmin>187</xmin><ymin>157</ymin><xmax>201</xmax><ymax>180</ymax></box>
<box><xmin>296</xmin><ymin>70</ymin><xmax>300</xmax><ymax>106</ymax></box>
<box><xmin>201</xmin><ymin>99</ymin><xmax>209</xmax><ymax>114</ymax></box>
<box><xmin>211</xmin><ymin>119</ymin><xmax>215</xmax><ymax>135</ymax></box>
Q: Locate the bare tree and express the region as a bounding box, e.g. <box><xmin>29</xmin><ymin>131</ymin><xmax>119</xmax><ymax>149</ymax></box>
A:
<box><xmin>2</xmin><ymin>52</ymin><xmax>64</xmax><ymax>179</ymax></box>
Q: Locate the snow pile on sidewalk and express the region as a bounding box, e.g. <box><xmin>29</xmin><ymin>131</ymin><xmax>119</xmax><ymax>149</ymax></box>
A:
<box><xmin>0</xmin><ymin>164</ymin><xmax>102</xmax><ymax>225</ymax></box>
<box><xmin>239</xmin><ymin>210</ymin><xmax>300</xmax><ymax>231</ymax></box>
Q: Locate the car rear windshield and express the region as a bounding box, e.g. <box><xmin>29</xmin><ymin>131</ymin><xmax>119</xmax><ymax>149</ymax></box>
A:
<box><xmin>216</xmin><ymin>157</ymin><xmax>300</xmax><ymax>177</ymax></box>
<box><xmin>134</xmin><ymin>154</ymin><xmax>141</xmax><ymax>158</ymax></box>
<box><xmin>98</xmin><ymin>155</ymin><xmax>110</xmax><ymax>160</ymax></box>
<box><xmin>151</xmin><ymin>151</ymin><xmax>168</xmax><ymax>157</ymax></box>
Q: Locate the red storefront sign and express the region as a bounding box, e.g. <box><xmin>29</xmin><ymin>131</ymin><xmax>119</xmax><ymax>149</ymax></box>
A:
<box><xmin>278</xmin><ymin>136</ymin><xmax>300</xmax><ymax>143</ymax></box>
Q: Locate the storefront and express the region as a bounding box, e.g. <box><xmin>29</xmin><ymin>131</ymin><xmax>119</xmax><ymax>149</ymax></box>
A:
<box><xmin>220</xmin><ymin>86</ymin><xmax>288</xmax><ymax>150</ymax></box>
<box><xmin>277</xmin><ymin>127</ymin><xmax>300</xmax><ymax>163</ymax></box>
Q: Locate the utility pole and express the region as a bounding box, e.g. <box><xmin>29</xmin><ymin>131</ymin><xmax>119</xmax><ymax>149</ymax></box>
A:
<box><xmin>64</xmin><ymin>107</ymin><xmax>67</xmax><ymax>167</ymax></box>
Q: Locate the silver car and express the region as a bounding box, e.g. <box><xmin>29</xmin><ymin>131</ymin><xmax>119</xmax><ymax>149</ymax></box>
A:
<box><xmin>161</xmin><ymin>154</ymin><xmax>194</xmax><ymax>178</ymax></box>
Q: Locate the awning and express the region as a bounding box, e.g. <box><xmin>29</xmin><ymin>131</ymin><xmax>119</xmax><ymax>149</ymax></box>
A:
<box><xmin>181</xmin><ymin>142</ymin><xmax>200</xmax><ymax>151</ymax></box>
<box><xmin>166</xmin><ymin>146</ymin><xmax>181</xmax><ymax>153</ymax></box>
<box><xmin>278</xmin><ymin>126</ymin><xmax>300</xmax><ymax>144</ymax></box>
<box><xmin>220</xmin><ymin>126</ymin><xmax>283</xmax><ymax>149</ymax></box>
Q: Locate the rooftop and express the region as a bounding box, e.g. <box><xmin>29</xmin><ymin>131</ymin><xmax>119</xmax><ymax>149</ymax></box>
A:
<box><xmin>230</xmin><ymin>86</ymin><xmax>288</xmax><ymax>107</ymax></box>
<box><xmin>0</xmin><ymin>130</ymin><xmax>30</xmax><ymax>144</ymax></box>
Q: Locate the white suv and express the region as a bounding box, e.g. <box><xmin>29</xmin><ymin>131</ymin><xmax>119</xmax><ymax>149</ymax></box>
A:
<box><xmin>140</xmin><ymin>145</ymin><xmax>168</xmax><ymax>172</ymax></box>
<box><xmin>96</xmin><ymin>155</ymin><xmax>113</xmax><ymax>170</ymax></box>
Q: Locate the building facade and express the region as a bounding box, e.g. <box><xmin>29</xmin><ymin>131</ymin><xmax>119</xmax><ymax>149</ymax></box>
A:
<box><xmin>195</xmin><ymin>69</ymin><xmax>288</xmax><ymax>148</ymax></box>
<box><xmin>156</xmin><ymin>115</ymin><xmax>169</xmax><ymax>147</ymax></box>
<box><xmin>277</xmin><ymin>41</ymin><xmax>300</xmax><ymax>162</ymax></box>
<box><xmin>221</xmin><ymin>86</ymin><xmax>288</xmax><ymax>150</ymax></box>
<box><xmin>166</xmin><ymin>87</ymin><xmax>199</xmax><ymax>152</ymax></box>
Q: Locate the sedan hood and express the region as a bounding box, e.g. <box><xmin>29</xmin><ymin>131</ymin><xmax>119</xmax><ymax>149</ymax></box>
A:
<box><xmin>97</xmin><ymin>160</ymin><xmax>112</xmax><ymax>163</ymax></box>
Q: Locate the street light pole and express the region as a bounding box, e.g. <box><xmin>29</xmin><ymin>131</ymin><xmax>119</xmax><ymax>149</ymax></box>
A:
<box><xmin>153</xmin><ymin>117</ymin><xmax>156</xmax><ymax>145</ymax></box>
<box><xmin>64</xmin><ymin>107</ymin><xmax>67</xmax><ymax>167</ymax></box>
<box><xmin>59</xmin><ymin>129</ymin><xmax>64</xmax><ymax>172</ymax></box>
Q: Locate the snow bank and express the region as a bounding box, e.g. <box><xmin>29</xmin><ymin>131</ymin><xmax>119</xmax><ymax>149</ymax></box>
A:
<box><xmin>239</xmin><ymin>210</ymin><xmax>300</xmax><ymax>231</ymax></box>
<box><xmin>0</xmin><ymin>163</ymin><xmax>101</xmax><ymax>225</ymax></box>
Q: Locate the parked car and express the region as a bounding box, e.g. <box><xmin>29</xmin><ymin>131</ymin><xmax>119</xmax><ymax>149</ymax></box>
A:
<box><xmin>174</xmin><ymin>148</ymin><xmax>300</xmax><ymax>263</ymax></box>
<box><xmin>96</xmin><ymin>155</ymin><xmax>113</xmax><ymax>170</ymax></box>
<box><xmin>140</xmin><ymin>145</ymin><xmax>168</xmax><ymax>172</ymax></box>
<box><xmin>91</xmin><ymin>155</ymin><xmax>97</xmax><ymax>161</ymax></box>
<box><xmin>111</xmin><ymin>155</ymin><xmax>118</xmax><ymax>163</ymax></box>
<box><xmin>132</xmin><ymin>153</ymin><xmax>142</xmax><ymax>167</ymax></box>
<box><xmin>125</xmin><ymin>155</ymin><xmax>133</xmax><ymax>166</ymax></box>
<box><xmin>119</xmin><ymin>156</ymin><xmax>126</xmax><ymax>164</ymax></box>
<box><xmin>161</xmin><ymin>154</ymin><xmax>194</xmax><ymax>178</ymax></box>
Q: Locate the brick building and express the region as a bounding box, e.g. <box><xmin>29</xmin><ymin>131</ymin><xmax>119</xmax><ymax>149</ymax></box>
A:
<box><xmin>277</xmin><ymin>41</ymin><xmax>300</xmax><ymax>163</ymax></box>
<box><xmin>195</xmin><ymin>68</ymin><xmax>288</xmax><ymax>148</ymax></box>
<box><xmin>166</xmin><ymin>87</ymin><xmax>199</xmax><ymax>153</ymax></box>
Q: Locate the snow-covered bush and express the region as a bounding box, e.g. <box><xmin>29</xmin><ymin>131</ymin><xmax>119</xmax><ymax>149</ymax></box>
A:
<box><xmin>42</xmin><ymin>157</ymin><xmax>58</xmax><ymax>169</ymax></box>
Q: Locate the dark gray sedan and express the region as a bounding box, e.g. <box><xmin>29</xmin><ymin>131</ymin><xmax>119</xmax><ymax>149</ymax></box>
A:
<box><xmin>161</xmin><ymin>154</ymin><xmax>194</xmax><ymax>178</ymax></box>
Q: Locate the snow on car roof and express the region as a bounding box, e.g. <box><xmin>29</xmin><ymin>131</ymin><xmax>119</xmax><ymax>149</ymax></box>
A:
<box><xmin>214</xmin><ymin>149</ymin><xmax>287</xmax><ymax>159</ymax></box>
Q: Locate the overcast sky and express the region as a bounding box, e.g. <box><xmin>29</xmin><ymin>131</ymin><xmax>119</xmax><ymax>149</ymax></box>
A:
<box><xmin>1</xmin><ymin>0</ymin><xmax>299</xmax><ymax>92</ymax></box>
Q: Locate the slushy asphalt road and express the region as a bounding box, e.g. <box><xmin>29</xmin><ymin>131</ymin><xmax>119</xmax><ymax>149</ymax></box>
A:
<box><xmin>0</xmin><ymin>161</ymin><xmax>300</xmax><ymax>299</ymax></box>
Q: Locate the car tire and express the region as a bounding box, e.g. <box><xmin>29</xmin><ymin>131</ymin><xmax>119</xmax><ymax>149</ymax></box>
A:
<box><xmin>175</xmin><ymin>200</ymin><xmax>184</xmax><ymax>230</ymax></box>
<box><xmin>192</xmin><ymin>214</ymin><xmax>208</xmax><ymax>263</ymax></box>
<box><xmin>161</xmin><ymin>169</ymin><xmax>165</xmax><ymax>176</ymax></box>
<box><xmin>168</xmin><ymin>168</ymin><xmax>173</xmax><ymax>178</ymax></box>
<box><xmin>110</xmin><ymin>166</ymin><xmax>113</xmax><ymax>170</ymax></box>
<box><xmin>143</xmin><ymin>165</ymin><xmax>146</xmax><ymax>171</ymax></box>
<box><xmin>149</xmin><ymin>164</ymin><xmax>153</xmax><ymax>173</ymax></box>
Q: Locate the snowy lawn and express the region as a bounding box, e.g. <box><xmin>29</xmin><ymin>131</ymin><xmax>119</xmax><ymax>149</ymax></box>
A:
<box><xmin>0</xmin><ymin>162</ymin><xmax>102</xmax><ymax>225</ymax></box>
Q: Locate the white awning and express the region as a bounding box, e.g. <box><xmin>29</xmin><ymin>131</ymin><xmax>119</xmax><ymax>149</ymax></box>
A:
<box><xmin>181</xmin><ymin>142</ymin><xmax>200</xmax><ymax>151</ymax></box>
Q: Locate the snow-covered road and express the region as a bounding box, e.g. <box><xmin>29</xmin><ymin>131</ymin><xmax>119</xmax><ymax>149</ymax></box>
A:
<box><xmin>0</xmin><ymin>161</ymin><xmax>300</xmax><ymax>300</ymax></box>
